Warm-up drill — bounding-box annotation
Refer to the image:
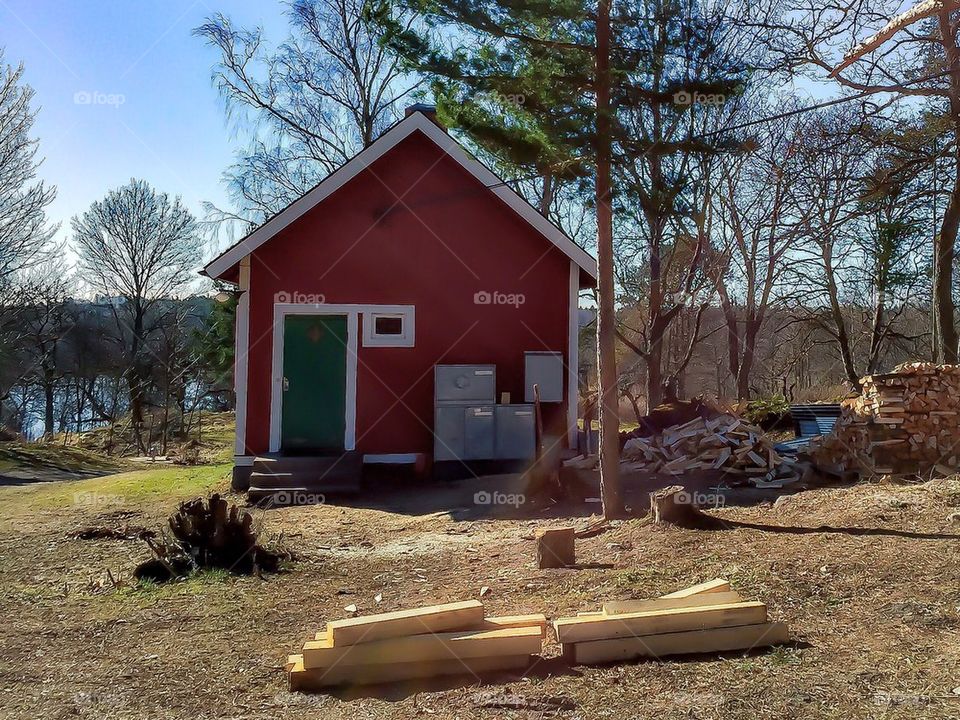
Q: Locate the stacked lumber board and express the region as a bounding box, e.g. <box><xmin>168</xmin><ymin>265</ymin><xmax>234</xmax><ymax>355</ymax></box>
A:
<box><xmin>556</xmin><ymin>579</ymin><xmax>788</xmax><ymax>664</ymax></box>
<box><xmin>616</xmin><ymin>414</ymin><xmax>799</xmax><ymax>486</ymax></box>
<box><xmin>286</xmin><ymin>600</ymin><xmax>547</xmax><ymax>690</ymax></box>
<box><xmin>811</xmin><ymin>362</ymin><xmax>960</xmax><ymax>476</ymax></box>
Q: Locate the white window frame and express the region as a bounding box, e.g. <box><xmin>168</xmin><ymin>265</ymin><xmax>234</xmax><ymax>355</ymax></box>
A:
<box><xmin>362</xmin><ymin>305</ymin><xmax>415</xmax><ymax>347</ymax></box>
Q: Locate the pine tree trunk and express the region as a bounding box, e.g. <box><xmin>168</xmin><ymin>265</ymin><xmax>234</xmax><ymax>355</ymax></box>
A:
<box><xmin>595</xmin><ymin>0</ymin><xmax>621</xmax><ymax>518</ymax></box>
<box><xmin>540</xmin><ymin>171</ymin><xmax>554</xmax><ymax>216</ymax></box>
<box><xmin>934</xmin><ymin>12</ymin><xmax>960</xmax><ymax>364</ymax></box>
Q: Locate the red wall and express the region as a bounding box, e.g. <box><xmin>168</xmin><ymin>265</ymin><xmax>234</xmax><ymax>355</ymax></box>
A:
<box><xmin>241</xmin><ymin>129</ymin><xmax>574</xmax><ymax>456</ymax></box>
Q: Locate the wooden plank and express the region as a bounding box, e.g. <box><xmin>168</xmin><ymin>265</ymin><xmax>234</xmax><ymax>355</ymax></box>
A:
<box><xmin>288</xmin><ymin>653</ymin><xmax>532</xmax><ymax>690</ymax></box>
<box><xmin>568</xmin><ymin>621</ymin><xmax>789</xmax><ymax>664</ymax></box>
<box><xmin>483</xmin><ymin>614</ymin><xmax>548</xmax><ymax>635</ymax></box>
<box><xmin>314</xmin><ymin>613</ymin><xmax>547</xmax><ymax>641</ymax></box>
<box><xmin>553</xmin><ymin>601</ymin><xmax>767</xmax><ymax>644</ymax></box>
<box><xmin>602</xmin><ymin>590</ymin><xmax>742</xmax><ymax>615</ymax></box>
<box><xmin>660</xmin><ymin>578</ymin><xmax>730</xmax><ymax>598</ymax></box>
<box><xmin>302</xmin><ymin>625</ymin><xmax>543</xmax><ymax>669</ymax></box>
<box><xmin>325</xmin><ymin>600</ymin><xmax>484</xmax><ymax>646</ymax></box>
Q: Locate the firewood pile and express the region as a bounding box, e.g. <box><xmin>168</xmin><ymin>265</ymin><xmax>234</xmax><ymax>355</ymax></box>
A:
<box><xmin>614</xmin><ymin>414</ymin><xmax>797</xmax><ymax>486</ymax></box>
<box><xmin>810</xmin><ymin>362</ymin><xmax>960</xmax><ymax>476</ymax></box>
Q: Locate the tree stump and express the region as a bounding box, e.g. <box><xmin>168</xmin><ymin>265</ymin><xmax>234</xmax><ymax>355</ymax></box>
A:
<box><xmin>536</xmin><ymin>527</ymin><xmax>575</xmax><ymax>568</ymax></box>
<box><xmin>650</xmin><ymin>485</ymin><xmax>710</xmax><ymax>528</ymax></box>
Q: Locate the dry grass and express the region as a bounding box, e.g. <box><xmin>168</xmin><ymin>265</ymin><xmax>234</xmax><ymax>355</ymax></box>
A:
<box><xmin>0</xmin><ymin>441</ymin><xmax>124</xmax><ymax>476</ymax></box>
<box><xmin>1</xmin><ymin>467</ymin><xmax>959</xmax><ymax>719</ymax></box>
<box><xmin>68</xmin><ymin>411</ymin><xmax>237</xmax><ymax>464</ymax></box>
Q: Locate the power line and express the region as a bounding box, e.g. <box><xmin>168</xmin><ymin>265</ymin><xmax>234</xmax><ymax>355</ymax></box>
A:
<box><xmin>485</xmin><ymin>70</ymin><xmax>953</xmax><ymax>188</ymax></box>
<box><xmin>694</xmin><ymin>70</ymin><xmax>952</xmax><ymax>139</ymax></box>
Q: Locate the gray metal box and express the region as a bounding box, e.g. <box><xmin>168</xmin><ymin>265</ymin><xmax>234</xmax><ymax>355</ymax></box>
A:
<box><xmin>435</xmin><ymin>365</ymin><xmax>496</xmax><ymax>403</ymax></box>
<box><xmin>434</xmin><ymin>405</ymin><xmax>466</xmax><ymax>461</ymax></box>
<box><xmin>495</xmin><ymin>405</ymin><xmax>535</xmax><ymax>459</ymax></box>
<box><xmin>524</xmin><ymin>351</ymin><xmax>564</xmax><ymax>403</ymax></box>
<box><xmin>464</xmin><ymin>405</ymin><xmax>495</xmax><ymax>459</ymax></box>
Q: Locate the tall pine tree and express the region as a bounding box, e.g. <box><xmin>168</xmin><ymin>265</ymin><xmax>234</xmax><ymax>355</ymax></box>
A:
<box><xmin>375</xmin><ymin>0</ymin><xmax>745</xmax><ymax>516</ymax></box>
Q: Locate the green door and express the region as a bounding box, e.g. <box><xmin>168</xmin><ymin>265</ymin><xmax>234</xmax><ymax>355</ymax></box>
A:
<box><xmin>281</xmin><ymin>315</ymin><xmax>348</xmax><ymax>452</ymax></box>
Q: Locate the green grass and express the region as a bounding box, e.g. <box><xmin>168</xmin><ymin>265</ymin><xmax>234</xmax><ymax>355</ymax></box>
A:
<box><xmin>0</xmin><ymin>462</ymin><xmax>232</xmax><ymax>514</ymax></box>
<box><xmin>115</xmin><ymin>568</ymin><xmax>236</xmax><ymax>600</ymax></box>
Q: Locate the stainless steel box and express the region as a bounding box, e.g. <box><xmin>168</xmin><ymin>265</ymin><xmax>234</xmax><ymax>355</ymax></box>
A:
<box><xmin>495</xmin><ymin>405</ymin><xmax>535</xmax><ymax>459</ymax></box>
<box><xmin>464</xmin><ymin>405</ymin><xmax>495</xmax><ymax>459</ymax></box>
<box><xmin>524</xmin><ymin>351</ymin><xmax>564</xmax><ymax>403</ymax></box>
<box><xmin>434</xmin><ymin>405</ymin><xmax>466</xmax><ymax>461</ymax></box>
<box><xmin>435</xmin><ymin>365</ymin><xmax>496</xmax><ymax>403</ymax></box>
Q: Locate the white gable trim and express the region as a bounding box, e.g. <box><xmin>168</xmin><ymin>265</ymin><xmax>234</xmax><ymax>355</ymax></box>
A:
<box><xmin>203</xmin><ymin>112</ymin><xmax>597</xmax><ymax>281</ymax></box>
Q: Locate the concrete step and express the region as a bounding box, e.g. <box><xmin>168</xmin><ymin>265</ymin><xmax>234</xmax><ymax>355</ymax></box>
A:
<box><xmin>248</xmin><ymin>452</ymin><xmax>362</xmax><ymax>502</ymax></box>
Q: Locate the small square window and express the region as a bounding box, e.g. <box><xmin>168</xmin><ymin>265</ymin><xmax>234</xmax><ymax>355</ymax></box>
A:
<box><xmin>362</xmin><ymin>307</ymin><xmax>414</xmax><ymax>347</ymax></box>
<box><xmin>374</xmin><ymin>315</ymin><xmax>404</xmax><ymax>336</ymax></box>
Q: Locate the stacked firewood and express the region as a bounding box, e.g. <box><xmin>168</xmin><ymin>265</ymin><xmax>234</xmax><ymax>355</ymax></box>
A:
<box><xmin>618</xmin><ymin>414</ymin><xmax>795</xmax><ymax>486</ymax></box>
<box><xmin>811</xmin><ymin>362</ymin><xmax>960</xmax><ymax>476</ymax></box>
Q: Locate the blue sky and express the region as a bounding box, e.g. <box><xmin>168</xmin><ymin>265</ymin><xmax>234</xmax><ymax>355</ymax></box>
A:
<box><xmin>0</xmin><ymin>0</ymin><xmax>290</xmax><ymax>263</ymax></box>
<box><xmin>1</xmin><ymin>0</ymin><xmax>845</xmax><ymax>272</ymax></box>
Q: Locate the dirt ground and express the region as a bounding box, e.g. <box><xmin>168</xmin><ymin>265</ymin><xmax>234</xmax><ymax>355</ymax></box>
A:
<box><xmin>1</xmin><ymin>467</ymin><xmax>960</xmax><ymax>720</ymax></box>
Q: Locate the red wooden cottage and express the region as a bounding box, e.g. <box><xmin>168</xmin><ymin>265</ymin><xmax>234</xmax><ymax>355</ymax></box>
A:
<box><xmin>202</xmin><ymin>106</ymin><xmax>597</xmax><ymax>494</ymax></box>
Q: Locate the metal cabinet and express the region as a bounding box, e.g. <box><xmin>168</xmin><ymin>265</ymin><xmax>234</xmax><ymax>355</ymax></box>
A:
<box><xmin>435</xmin><ymin>365</ymin><xmax>496</xmax><ymax>403</ymax></box>
<box><xmin>434</xmin><ymin>405</ymin><xmax>466</xmax><ymax>461</ymax></box>
<box><xmin>464</xmin><ymin>406</ymin><xmax>495</xmax><ymax>459</ymax></box>
<box><xmin>435</xmin><ymin>365</ymin><xmax>496</xmax><ymax>462</ymax></box>
<box><xmin>495</xmin><ymin>405</ymin><xmax>535</xmax><ymax>459</ymax></box>
<box><xmin>434</xmin><ymin>365</ymin><xmax>535</xmax><ymax>463</ymax></box>
<box><xmin>524</xmin><ymin>351</ymin><xmax>564</xmax><ymax>403</ymax></box>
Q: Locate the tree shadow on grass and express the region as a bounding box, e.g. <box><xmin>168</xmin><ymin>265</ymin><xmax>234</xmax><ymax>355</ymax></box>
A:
<box><xmin>713</xmin><ymin>518</ymin><xmax>960</xmax><ymax>541</ymax></box>
<box><xmin>319</xmin><ymin>656</ymin><xmax>582</xmax><ymax>702</ymax></box>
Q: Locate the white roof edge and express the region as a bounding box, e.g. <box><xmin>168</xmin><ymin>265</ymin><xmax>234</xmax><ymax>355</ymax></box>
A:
<box><xmin>203</xmin><ymin>112</ymin><xmax>598</xmax><ymax>281</ymax></box>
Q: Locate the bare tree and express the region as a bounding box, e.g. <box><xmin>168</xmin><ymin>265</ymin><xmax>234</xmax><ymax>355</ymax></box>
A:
<box><xmin>0</xmin><ymin>54</ymin><xmax>56</xmax><ymax>285</ymax></box>
<box><xmin>13</xmin><ymin>261</ymin><xmax>73</xmax><ymax>437</ymax></box>
<box><xmin>759</xmin><ymin>0</ymin><xmax>960</xmax><ymax>361</ymax></box>
<box><xmin>707</xmin><ymin>101</ymin><xmax>806</xmax><ymax>399</ymax></box>
<box><xmin>72</xmin><ymin>179</ymin><xmax>201</xmax><ymax>450</ymax></box>
<box><xmin>195</xmin><ymin>0</ymin><xmax>418</xmax><ymax>226</ymax></box>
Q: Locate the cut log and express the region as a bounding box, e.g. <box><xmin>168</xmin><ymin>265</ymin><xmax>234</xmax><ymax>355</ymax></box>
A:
<box><xmin>302</xmin><ymin>625</ymin><xmax>543</xmax><ymax>669</ymax></box>
<box><xmin>602</xmin><ymin>590</ymin><xmax>742</xmax><ymax>615</ymax></box>
<box><xmin>288</xmin><ymin>653</ymin><xmax>532</xmax><ymax>690</ymax></box>
<box><xmin>325</xmin><ymin>599</ymin><xmax>484</xmax><ymax>646</ymax></box>
<box><xmin>568</xmin><ymin>621</ymin><xmax>789</xmax><ymax>664</ymax></box>
<box><xmin>553</xmin><ymin>601</ymin><xmax>767</xmax><ymax>644</ymax></box>
<box><xmin>535</xmin><ymin>527</ymin><xmax>575</xmax><ymax>568</ymax></box>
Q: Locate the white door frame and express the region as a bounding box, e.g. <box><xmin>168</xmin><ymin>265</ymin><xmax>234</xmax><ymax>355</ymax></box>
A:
<box><xmin>270</xmin><ymin>304</ymin><xmax>359</xmax><ymax>453</ymax></box>
<box><xmin>269</xmin><ymin>303</ymin><xmax>415</xmax><ymax>454</ymax></box>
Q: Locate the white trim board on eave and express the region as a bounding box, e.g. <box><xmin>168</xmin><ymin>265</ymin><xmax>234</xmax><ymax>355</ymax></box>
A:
<box><xmin>203</xmin><ymin>112</ymin><xmax>598</xmax><ymax>281</ymax></box>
